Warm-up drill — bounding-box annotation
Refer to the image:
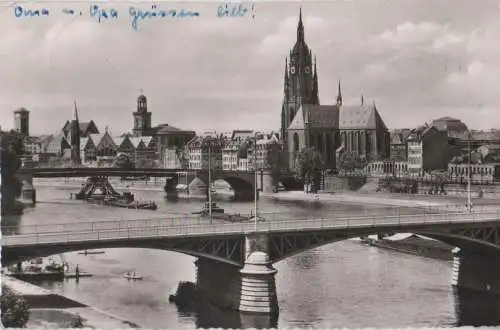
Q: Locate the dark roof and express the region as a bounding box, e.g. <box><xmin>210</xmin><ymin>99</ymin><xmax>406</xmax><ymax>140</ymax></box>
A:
<box><xmin>306</xmin><ymin>105</ymin><xmax>339</xmax><ymax>128</ymax></box>
<box><xmin>339</xmin><ymin>105</ymin><xmax>387</xmax><ymax>130</ymax></box>
<box><xmin>14</xmin><ymin>107</ymin><xmax>29</xmax><ymax>113</ymax></box>
<box><xmin>62</xmin><ymin>120</ymin><xmax>99</xmax><ymax>135</ymax></box>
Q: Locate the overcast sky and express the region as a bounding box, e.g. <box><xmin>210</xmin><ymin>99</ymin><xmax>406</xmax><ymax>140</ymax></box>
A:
<box><xmin>2</xmin><ymin>0</ymin><xmax>500</xmax><ymax>135</ymax></box>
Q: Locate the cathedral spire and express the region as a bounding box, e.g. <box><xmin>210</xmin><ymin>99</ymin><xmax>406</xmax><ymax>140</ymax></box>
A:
<box><xmin>284</xmin><ymin>58</ymin><xmax>289</xmax><ymax>96</ymax></box>
<box><xmin>297</xmin><ymin>7</ymin><xmax>304</xmax><ymax>42</ymax></box>
<box><xmin>336</xmin><ymin>80</ymin><xmax>343</xmax><ymax>106</ymax></box>
<box><xmin>71</xmin><ymin>101</ymin><xmax>81</xmax><ymax>166</ymax></box>
<box><xmin>311</xmin><ymin>56</ymin><xmax>319</xmax><ymax>104</ymax></box>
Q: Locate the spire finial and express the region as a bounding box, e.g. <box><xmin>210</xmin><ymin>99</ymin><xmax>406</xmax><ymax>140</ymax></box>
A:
<box><xmin>361</xmin><ymin>94</ymin><xmax>364</xmax><ymax>106</ymax></box>
<box><xmin>73</xmin><ymin>100</ymin><xmax>79</xmax><ymax>122</ymax></box>
<box><xmin>297</xmin><ymin>7</ymin><xmax>304</xmax><ymax>41</ymax></box>
<box><xmin>336</xmin><ymin>80</ymin><xmax>343</xmax><ymax>106</ymax></box>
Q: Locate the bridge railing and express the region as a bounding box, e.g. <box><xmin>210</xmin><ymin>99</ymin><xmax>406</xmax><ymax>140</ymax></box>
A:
<box><xmin>0</xmin><ymin>207</ymin><xmax>472</xmax><ymax>236</ymax></box>
<box><xmin>3</xmin><ymin>210</ymin><xmax>500</xmax><ymax>246</ymax></box>
<box><xmin>3</xmin><ymin>208</ymin><xmax>500</xmax><ymax>237</ymax></box>
<box><xmin>4</xmin><ymin>210</ymin><xmax>500</xmax><ymax>247</ymax></box>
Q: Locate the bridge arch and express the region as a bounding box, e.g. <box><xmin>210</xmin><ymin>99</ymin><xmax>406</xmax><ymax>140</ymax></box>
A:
<box><xmin>218</xmin><ymin>176</ymin><xmax>253</xmax><ymax>194</ymax></box>
<box><xmin>268</xmin><ymin>226</ymin><xmax>500</xmax><ymax>264</ymax></box>
<box><xmin>2</xmin><ymin>236</ymin><xmax>246</xmax><ymax>267</ymax></box>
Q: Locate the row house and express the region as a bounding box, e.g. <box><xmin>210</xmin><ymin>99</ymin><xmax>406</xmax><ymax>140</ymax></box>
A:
<box><xmin>77</xmin><ymin>131</ymin><xmax>156</xmax><ymax>166</ymax></box>
<box><xmin>186</xmin><ymin>134</ymin><xmax>225</xmax><ymax>170</ymax></box>
<box><xmin>389</xmin><ymin>129</ymin><xmax>411</xmax><ymax>161</ymax></box>
<box><xmin>255</xmin><ymin>132</ymin><xmax>281</xmax><ymax>170</ymax></box>
<box><xmin>223</xmin><ymin>139</ymin><xmax>243</xmax><ymax>171</ymax></box>
<box><xmin>406</xmin><ymin>124</ymin><xmax>455</xmax><ymax>176</ymax></box>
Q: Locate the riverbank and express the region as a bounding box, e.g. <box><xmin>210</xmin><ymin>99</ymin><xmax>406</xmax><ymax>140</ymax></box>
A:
<box><xmin>2</xmin><ymin>275</ymin><xmax>140</xmax><ymax>328</ymax></box>
<box><xmin>261</xmin><ymin>190</ymin><xmax>500</xmax><ymax>210</ymax></box>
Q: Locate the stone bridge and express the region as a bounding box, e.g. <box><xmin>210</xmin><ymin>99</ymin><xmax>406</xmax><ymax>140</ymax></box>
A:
<box><xmin>3</xmin><ymin>210</ymin><xmax>500</xmax><ymax>316</ymax></box>
<box><xmin>17</xmin><ymin>167</ymin><xmax>300</xmax><ymax>201</ymax></box>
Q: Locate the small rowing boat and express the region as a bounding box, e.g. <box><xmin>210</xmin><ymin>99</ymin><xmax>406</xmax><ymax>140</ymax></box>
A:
<box><xmin>124</xmin><ymin>273</ymin><xmax>143</xmax><ymax>280</ymax></box>
<box><xmin>64</xmin><ymin>272</ymin><xmax>93</xmax><ymax>279</ymax></box>
<box><xmin>78</xmin><ymin>250</ymin><xmax>105</xmax><ymax>255</ymax></box>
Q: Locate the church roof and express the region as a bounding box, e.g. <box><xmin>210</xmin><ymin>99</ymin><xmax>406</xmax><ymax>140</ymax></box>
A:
<box><xmin>338</xmin><ymin>105</ymin><xmax>387</xmax><ymax>130</ymax></box>
<box><xmin>288</xmin><ymin>104</ymin><xmax>340</xmax><ymax>130</ymax></box>
<box><xmin>305</xmin><ymin>105</ymin><xmax>339</xmax><ymax>128</ymax></box>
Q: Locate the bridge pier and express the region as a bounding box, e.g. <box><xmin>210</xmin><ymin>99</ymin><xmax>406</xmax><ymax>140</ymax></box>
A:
<box><xmin>240</xmin><ymin>233</ymin><xmax>279</xmax><ymax>315</ymax></box>
<box><xmin>164</xmin><ymin>176</ymin><xmax>179</xmax><ymax>201</ymax></box>
<box><xmin>17</xmin><ymin>172</ymin><xmax>36</xmax><ymax>205</ymax></box>
<box><xmin>190</xmin><ymin>233</ymin><xmax>278</xmax><ymax>317</ymax></box>
<box><xmin>452</xmin><ymin>248</ymin><xmax>500</xmax><ymax>294</ymax></box>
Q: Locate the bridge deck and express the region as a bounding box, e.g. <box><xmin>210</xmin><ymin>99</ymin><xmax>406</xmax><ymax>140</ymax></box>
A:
<box><xmin>19</xmin><ymin>168</ymin><xmax>257</xmax><ymax>178</ymax></box>
<box><xmin>3</xmin><ymin>211</ymin><xmax>500</xmax><ymax>247</ymax></box>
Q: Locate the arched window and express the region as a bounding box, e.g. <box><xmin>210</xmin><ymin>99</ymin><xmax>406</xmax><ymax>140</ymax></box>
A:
<box><xmin>325</xmin><ymin>133</ymin><xmax>331</xmax><ymax>164</ymax></box>
<box><xmin>293</xmin><ymin>133</ymin><xmax>300</xmax><ymax>151</ymax></box>
<box><xmin>317</xmin><ymin>133</ymin><xmax>324</xmax><ymax>154</ymax></box>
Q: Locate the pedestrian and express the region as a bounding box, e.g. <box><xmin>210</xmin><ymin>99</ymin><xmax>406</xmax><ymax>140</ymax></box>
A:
<box><xmin>75</xmin><ymin>264</ymin><xmax>80</xmax><ymax>278</ymax></box>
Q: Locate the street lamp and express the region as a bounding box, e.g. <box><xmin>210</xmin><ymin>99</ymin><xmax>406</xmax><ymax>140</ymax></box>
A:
<box><xmin>466</xmin><ymin>131</ymin><xmax>472</xmax><ymax>212</ymax></box>
<box><xmin>253</xmin><ymin>132</ymin><xmax>258</xmax><ymax>232</ymax></box>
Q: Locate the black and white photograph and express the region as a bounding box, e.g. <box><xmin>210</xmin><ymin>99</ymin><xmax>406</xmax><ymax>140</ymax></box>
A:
<box><xmin>2</xmin><ymin>0</ymin><xmax>500</xmax><ymax>328</ymax></box>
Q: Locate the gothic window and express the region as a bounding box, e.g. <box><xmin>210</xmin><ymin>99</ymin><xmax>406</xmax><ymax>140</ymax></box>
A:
<box><xmin>290</xmin><ymin>107</ymin><xmax>296</xmax><ymax>121</ymax></box>
<box><xmin>366</xmin><ymin>132</ymin><xmax>371</xmax><ymax>154</ymax></box>
<box><xmin>325</xmin><ymin>133</ymin><xmax>331</xmax><ymax>164</ymax></box>
<box><xmin>293</xmin><ymin>133</ymin><xmax>300</xmax><ymax>151</ymax></box>
<box><xmin>317</xmin><ymin>133</ymin><xmax>324</xmax><ymax>154</ymax></box>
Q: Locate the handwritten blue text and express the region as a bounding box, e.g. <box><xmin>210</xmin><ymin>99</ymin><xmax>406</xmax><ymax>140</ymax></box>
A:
<box><xmin>14</xmin><ymin>6</ymin><xmax>49</xmax><ymax>18</ymax></box>
<box><xmin>129</xmin><ymin>5</ymin><xmax>200</xmax><ymax>30</ymax></box>
<box><xmin>90</xmin><ymin>5</ymin><xmax>118</xmax><ymax>23</ymax></box>
<box><xmin>217</xmin><ymin>3</ymin><xmax>254</xmax><ymax>18</ymax></box>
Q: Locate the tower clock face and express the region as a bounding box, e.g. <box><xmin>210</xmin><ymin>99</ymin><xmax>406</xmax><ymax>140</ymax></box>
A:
<box><xmin>291</xmin><ymin>66</ymin><xmax>296</xmax><ymax>74</ymax></box>
<box><xmin>305</xmin><ymin>67</ymin><xmax>310</xmax><ymax>74</ymax></box>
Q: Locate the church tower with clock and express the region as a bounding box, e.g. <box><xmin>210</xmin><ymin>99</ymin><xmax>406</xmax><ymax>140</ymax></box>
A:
<box><xmin>281</xmin><ymin>9</ymin><xmax>319</xmax><ymax>163</ymax></box>
<box><xmin>133</xmin><ymin>92</ymin><xmax>152</xmax><ymax>136</ymax></box>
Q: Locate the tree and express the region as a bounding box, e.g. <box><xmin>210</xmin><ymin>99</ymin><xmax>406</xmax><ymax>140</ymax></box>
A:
<box><xmin>295</xmin><ymin>147</ymin><xmax>323</xmax><ymax>192</ymax></box>
<box><xmin>1</xmin><ymin>285</ymin><xmax>30</xmax><ymax>328</ymax></box>
<box><xmin>1</xmin><ymin>131</ymin><xmax>24</xmax><ymax>215</ymax></box>
<box><xmin>338</xmin><ymin>152</ymin><xmax>366</xmax><ymax>172</ymax></box>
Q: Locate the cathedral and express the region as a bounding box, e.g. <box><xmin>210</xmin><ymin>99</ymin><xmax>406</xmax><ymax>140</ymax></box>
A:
<box><xmin>281</xmin><ymin>9</ymin><xmax>390</xmax><ymax>170</ymax></box>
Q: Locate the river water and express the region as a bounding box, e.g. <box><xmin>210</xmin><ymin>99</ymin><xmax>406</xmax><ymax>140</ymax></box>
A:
<box><xmin>4</xmin><ymin>183</ymin><xmax>500</xmax><ymax>329</ymax></box>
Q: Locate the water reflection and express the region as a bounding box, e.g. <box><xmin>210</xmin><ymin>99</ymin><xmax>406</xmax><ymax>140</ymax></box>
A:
<box><xmin>454</xmin><ymin>287</ymin><xmax>500</xmax><ymax>326</ymax></box>
<box><xmin>170</xmin><ymin>281</ymin><xmax>278</xmax><ymax>329</ymax></box>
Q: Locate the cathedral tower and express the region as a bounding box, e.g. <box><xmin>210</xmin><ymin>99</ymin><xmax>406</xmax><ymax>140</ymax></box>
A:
<box><xmin>280</xmin><ymin>9</ymin><xmax>319</xmax><ymax>160</ymax></box>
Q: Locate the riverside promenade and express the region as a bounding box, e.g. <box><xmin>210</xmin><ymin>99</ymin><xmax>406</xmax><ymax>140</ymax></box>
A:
<box><xmin>2</xmin><ymin>275</ymin><xmax>139</xmax><ymax>328</ymax></box>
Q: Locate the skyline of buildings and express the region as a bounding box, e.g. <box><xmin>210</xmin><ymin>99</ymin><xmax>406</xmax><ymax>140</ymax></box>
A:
<box><xmin>4</xmin><ymin>2</ymin><xmax>500</xmax><ymax>134</ymax></box>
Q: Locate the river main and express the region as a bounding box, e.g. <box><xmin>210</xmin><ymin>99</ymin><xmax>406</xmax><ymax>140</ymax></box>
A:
<box><xmin>4</xmin><ymin>184</ymin><xmax>500</xmax><ymax>328</ymax></box>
